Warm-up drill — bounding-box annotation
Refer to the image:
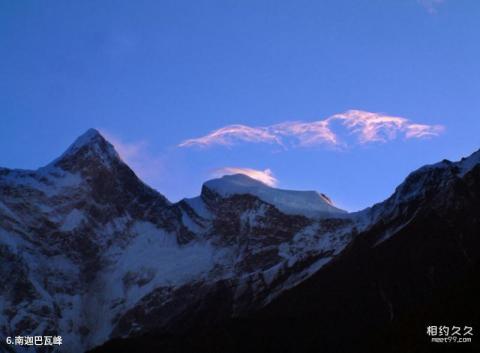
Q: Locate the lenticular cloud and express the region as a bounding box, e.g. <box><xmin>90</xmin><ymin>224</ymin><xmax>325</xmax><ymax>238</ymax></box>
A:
<box><xmin>179</xmin><ymin>110</ymin><xmax>444</xmax><ymax>149</ymax></box>
<box><xmin>213</xmin><ymin>167</ymin><xmax>278</xmax><ymax>187</ymax></box>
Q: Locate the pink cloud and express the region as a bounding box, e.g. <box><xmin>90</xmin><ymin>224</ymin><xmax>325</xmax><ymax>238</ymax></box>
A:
<box><xmin>329</xmin><ymin>110</ymin><xmax>408</xmax><ymax>143</ymax></box>
<box><xmin>328</xmin><ymin>110</ymin><xmax>445</xmax><ymax>143</ymax></box>
<box><xmin>213</xmin><ymin>167</ymin><xmax>278</xmax><ymax>187</ymax></box>
<box><xmin>271</xmin><ymin>120</ymin><xmax>338</xmax><ymax>146</ymax></box>
<box><xmin>178</xmin><ymin>110</ymin><xmax>444</xmax><ymax>149</ymax></box>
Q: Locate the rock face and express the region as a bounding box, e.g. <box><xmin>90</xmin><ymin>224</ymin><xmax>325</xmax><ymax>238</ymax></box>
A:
<box><xmin>1</xmin><ymin>129</ymin><xmax>479</xmax><ymax>353</ymax></box>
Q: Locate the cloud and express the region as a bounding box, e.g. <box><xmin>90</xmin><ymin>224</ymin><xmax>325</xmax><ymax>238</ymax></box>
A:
<box><xmin>213</xmin><ymin>167</ymin><xmax>278</xmax><ymax>187</ymax></box>
<box><xmin>179</xmin><ymin>121</ymin><xmax>338</xmax><ymax>149</ymax></box>
<box><xmin>417</xmin><ymin>0</ymin><xmax>445</xmax><ymax>14</ymax></box>
<box><xmin>179</xmin><ymin>125</ymin><xmax>280</xmax><ymax>148</ymax></box>
<box><xmin>179</xmin><ymin>110</ymin><xmax>444</xmax><ymax>149</ymax></box>
<box><xmin>327</xmin><ymin>110</ymin><xmax>444</xmax><ymax>144</ymax></box>
<box><xmin>404</xmin><ymin>123</ymin><xmax>445</xmax><ymax>138</ymax></box>
<box><xmin>271</xmin><ymin>120</ymin><xmax>339</xmax><ymax>146</ymax></box>
<box><xmin>100</xmin><ymin>131</ymin><xmax>163</xmax><ymax>181</ymax></box>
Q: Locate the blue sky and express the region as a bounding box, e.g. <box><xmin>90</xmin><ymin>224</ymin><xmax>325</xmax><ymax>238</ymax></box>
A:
<box><xmin>1</xmin><ymin>0</ymin><xmax>479</xmax><ymax>210</ymax></box>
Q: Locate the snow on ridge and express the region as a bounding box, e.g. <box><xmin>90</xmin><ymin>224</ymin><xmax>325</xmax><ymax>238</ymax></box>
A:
<box><xmin>351</xmin><ymin>148</ymin><xmax>480</xmax><ymax>234</ymax></box>
<box><xmin>203</xmin><ymin>174</ymin><xmax>347</xmax><ymax>217</ymax></box>
<box><xmin>60</xmin><ymin>209</ymin><xmax>86</xmax><ymax>231</ymax></box>
<box><xmin>183</xmin><ymin>196</ymin><xmax>212</xmax><ymax>219</ymax></box>
<box><xmin>63</xmin><ymin>128</ymin><xmax>106</xmax><ymax>155</ymax></box>
<box><xmin>413</xmin><ymin>148</ymin><xmax>480</xmax><ymax>177</ymax></box>
<box><xmin>0</xmin><ymin>166</ymin><xmax>83</xmax><ymax>198</ymax></box>
<box><xmin>85</xmin><ymin>221</ymin><xmax>215</xmax><ymax>347</ymax></box>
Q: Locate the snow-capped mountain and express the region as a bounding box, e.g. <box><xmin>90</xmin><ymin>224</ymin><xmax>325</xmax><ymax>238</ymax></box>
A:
<box><xmin>0</xmin><ymin>129</ymin><xmax>353</xmax><ymax>353</ymax></box>
<box><xmin>201</xmin><ymin>173</ymin><xmax>346</xmax><ymax>217</ymax></box>
<box><xmin>1</xmin><ymin>129</ymin><xmax>479</xmax><ymax>353</ymax></box>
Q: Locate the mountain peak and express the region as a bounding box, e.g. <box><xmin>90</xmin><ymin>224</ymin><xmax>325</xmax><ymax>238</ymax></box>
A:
<box><xmin>70</xmin><ymin>128</ymin><xmax>103</xmax><ymax>145</ymax></box>
<box><xmin>63</xmin><ymin>128</ymin><xmax>112</xmax><ymax>154</ymax></box>
<box><xmin>203</xmin><ymin>173</ymin><xmax>347</xmax><ymax>217</ymax></box>
<box><xmin>50</xmin><ymin>128</ymin><xmax>121</xmax><ymax>172</ymax></box>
